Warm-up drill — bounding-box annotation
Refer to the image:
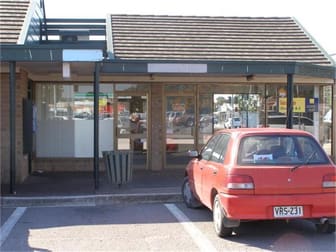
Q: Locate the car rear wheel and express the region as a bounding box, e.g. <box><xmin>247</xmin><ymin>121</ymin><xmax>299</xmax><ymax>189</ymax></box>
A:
<box><xmin>181</xmin><ymin>177</ymin><xmax>202</xmax><ymax>208</ymax></box>
<box><xmin>316</xmin><ymin>222</ymin><xmax>336</xmax><ymax>234</ymax></box>
<box><xmin>213</xmin><ymin>195</ymin><xmax>233</xmax><ymax>237</ymax></box>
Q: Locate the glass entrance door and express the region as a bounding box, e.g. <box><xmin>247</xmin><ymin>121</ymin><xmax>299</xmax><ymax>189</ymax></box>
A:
<box><xmin>165</xmin><ymin>96</ymin><xmax>195</xmax><ymax>168</ymax></box>
<box><xmin>116</xmin><ymin>95</ymin><xmax>148</xmax><ymax>170</ymax></box>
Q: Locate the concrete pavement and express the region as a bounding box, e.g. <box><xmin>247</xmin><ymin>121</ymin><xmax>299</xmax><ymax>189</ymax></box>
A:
<box><xmin>1</xmin><ymin>170</ymin><xmax>184</xmax><ymax>207</ymax></box>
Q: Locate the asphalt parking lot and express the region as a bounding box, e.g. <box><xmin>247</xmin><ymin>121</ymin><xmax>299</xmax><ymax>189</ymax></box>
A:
<box><xmin>1</xmin><ymin>202</ymin><xmax>335</xmax><ymax>251</ymax></box>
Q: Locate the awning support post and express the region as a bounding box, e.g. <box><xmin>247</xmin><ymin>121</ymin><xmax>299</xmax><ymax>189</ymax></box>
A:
<box><xmin>286</xmin><ymin>74</ymin><xmax>294</xmax><ymax>129</ymax></box>
<box><xmin>9</xmin><ymin>61</ymin><xmax>16</xmax><ymax>194</ymax></box>
<box><xmin>93</xmin><ymin>62</ymin><xmax>100</xmax><ymax>189</ymax></box>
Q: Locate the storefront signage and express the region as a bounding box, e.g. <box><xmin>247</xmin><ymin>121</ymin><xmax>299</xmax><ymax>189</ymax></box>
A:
<box><xmin>278</xmin><ymin>97</ymin><xmax>318</xmax><ymax>113</ymax></box>
<box><xmin>63</xmin><ymin>49</ymin><xmax>103</xmax><ymax>61</ymax></box>
<box><xmin>278</xmin><ymin>88</ymin><xmax>287</xmax><ymax>97</ymax></box>
<box><xmin>148</xmin><ymin>63</ymin><xmax>207</xmax><ymax>73</ymax></box>
<box><xmin>293</xmin><ymin>98</ymin><xmax>305</xmax><ymax>113</ymax></box>
<box><xmin>75</xmin><ymin>92</ymin><xmax>112</xmax><ymax>98</ymax></box>
<box><xmin>305</xmin><ymin>98</ymin><xmax>319</xmax><ymax>112</ymax></box>
<box><xmin>278</xmin><ymin>98</ymin><xmax>287</xmax><ymax>113</ymax></box>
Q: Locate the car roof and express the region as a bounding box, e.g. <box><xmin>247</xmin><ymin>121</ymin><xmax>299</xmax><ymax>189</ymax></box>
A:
<box><xmin>216</xmin><ymin>127</ymin><xmax>313</xmax><ymax>137</ymax></box>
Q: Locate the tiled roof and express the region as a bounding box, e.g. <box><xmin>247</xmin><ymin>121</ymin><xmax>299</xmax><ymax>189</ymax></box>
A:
<box><xmin>109</xmin><ymin>15</ymin><xmax>332</xmax><ymax>66</ymax></box>
<box><xmin>0</xmin><ymin>0</ymin><xmax>30</xmax><ymax>44</ymax></box>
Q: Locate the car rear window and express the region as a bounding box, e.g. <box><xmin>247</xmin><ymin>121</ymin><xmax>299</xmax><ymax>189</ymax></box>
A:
<box><xmin>237</xmin><ymin>135</ymin><xmax>329</xmax><ymax>166</ymax></box>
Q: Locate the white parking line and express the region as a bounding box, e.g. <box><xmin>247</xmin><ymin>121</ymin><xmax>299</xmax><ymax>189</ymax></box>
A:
<box><xmin>165</xmin><ymin>203</ymin><xmax>217</xmax><ymax>252</ymax></box>
<box><xmin>0</xmin><ymin>207</ymin><xmax>27</xmax><ymax>246</ymax></box>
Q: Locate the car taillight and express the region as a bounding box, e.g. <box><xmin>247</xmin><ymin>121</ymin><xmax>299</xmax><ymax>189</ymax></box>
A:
<box><xmin>322</xmin><ymin>174</ymin><xmax>336</xmax><ymax>188</ymax></box>
<box><xmin>227</xmin><ymin>175</ymin><xmax>254</xmax><ymax>190</ymax></box>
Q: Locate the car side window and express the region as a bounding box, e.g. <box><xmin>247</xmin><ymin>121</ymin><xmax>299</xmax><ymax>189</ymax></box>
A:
<box><xmin>201</xmin><ymin>135</ymin><xmax>221</xmax><ymax>161</ymax></box>
<box><xmin>210</xmin><ymin>134</ymin><xmax>230</xmax><ymax>163</ymax></box>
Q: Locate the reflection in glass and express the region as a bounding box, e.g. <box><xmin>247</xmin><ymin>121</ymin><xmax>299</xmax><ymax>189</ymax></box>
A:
<box><xmin>36</xmin><ymin>84</ymin><xmax>114</xmax><ymax>121</ymax></box>
<box><xmin>116</xmin><ymin>95</ymin><xmax>148</xmax><ymax>170</ymax></box>
<box><xmin>35</xmin><ymin>84</ymin><xmax>114</xmax><ymax>157</ymax></box>
<box><xmin>198</xmin><ymin>93</ymin><xmax>215</xmax><ymax>147</ymax></box>
<box><xmin>214</xmin><ymin>93</ymin><xmax>261</xmax><ymax>130</ymax></box>
<box><xmin>166</xmin><ymin>96</ymin><xmax>195</xmax><ymax>168</ymax></box>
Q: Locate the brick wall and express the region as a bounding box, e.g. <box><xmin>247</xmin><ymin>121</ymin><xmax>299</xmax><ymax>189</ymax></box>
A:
<box><xmin>150</xmin><ymin>84</ymin><xmax>164</xmax><ymax>170</ymax></box>
<box><xmin>1</xmin><ymin>69</ymin><xmax>29</xmax><ymax>184</ymax></box>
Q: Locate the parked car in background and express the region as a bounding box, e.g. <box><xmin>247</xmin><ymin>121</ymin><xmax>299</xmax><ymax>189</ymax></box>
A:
<box><xmin>176</xmin><ymin>112</ymin><xmax>194</xmax><ymax>127</ymax></box>
<box><xmin>224</xmin><ymin>117</ymin><xmax>241</xmax><ymax>128</ymax></box>
<box><xmin>182</xmin><ymin>128</ymin><xmax>336</xmax><ymax>237</ymax></box>
<box><xmin>200</xmin><ymin>114</ymin><xmax>218</xmax><ymax>128</ymax></box>
<box><xmin>323</xmin><ymin>109</ymin><xmax>332</xmax><ymax>126</ymax></box>
<box><xmin>167</xmin><ymin>111</ymin><xmax>195</xmax><ymax>127</ymax></box>
<box><xmin>267</xmin><ymin>115</ymin><xmax>327</xmax><ymax>144</ymax></box>
<box><xmin>268</xmin><ymin>115</ymin><xmax>313</xmax><ymax>132</ymax></box>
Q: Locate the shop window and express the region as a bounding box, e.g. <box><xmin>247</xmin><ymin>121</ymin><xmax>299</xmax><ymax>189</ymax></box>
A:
<box><xmin>165</xmin><ymin>94</ymin><xmax>195</xmax><ymax>168</ymax></box>
<box><xmin>198</xmin><ymin>84</ymin><xmax>264</xmax><ymax>149</ymax></box>
<box><xmin>35</xmin><ymin>83</ymin><xmax>114</xmax><ymax>157</ymax></box>
<box><xmin>320</xmin><ymin>85</ymin><xmax>332</xmax><ymax>155</ymax></box>
<box><xmin>265</xmin><ymin>84</ymin><xmax>332</xmax><ymax>154</ymax></box>
<box><xmin>213</xmin><ymin>93</ymin><xmax>261</xmax><ymax>130</ymax></box>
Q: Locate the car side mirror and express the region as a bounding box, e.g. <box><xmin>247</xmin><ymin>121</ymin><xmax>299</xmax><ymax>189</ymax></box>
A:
<box><xmin>188</xmin><ymin>150</ymin><xmax>201</xmax><ymax>159</ymax></box>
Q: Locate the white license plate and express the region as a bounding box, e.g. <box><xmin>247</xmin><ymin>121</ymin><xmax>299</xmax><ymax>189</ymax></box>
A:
<box><xmin>273</xmin><ymin>206</ymin><xmax>303</xmax><ymax>218</ymax></box>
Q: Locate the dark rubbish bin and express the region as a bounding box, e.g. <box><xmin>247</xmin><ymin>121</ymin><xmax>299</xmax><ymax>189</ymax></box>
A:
<box><xmin>102</xmin><ymin>150</ymin><xmax>133</xmax><ymax>187</ymax></box>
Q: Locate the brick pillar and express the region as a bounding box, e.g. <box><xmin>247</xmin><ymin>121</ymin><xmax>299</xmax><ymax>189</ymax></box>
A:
<box><xmin>150</xmin><ymin>84</ymin><xmax>164</xmax><ymax>171</ymax></box>
<box><xmin>1</xmin><ymin>72</ymin><xmax>11</xmax><ymax>184</ymax></box>
<box><xmin>0</xmin><ymin>69</ymin><xmax>29</xmax><ymax>184</ymax></box>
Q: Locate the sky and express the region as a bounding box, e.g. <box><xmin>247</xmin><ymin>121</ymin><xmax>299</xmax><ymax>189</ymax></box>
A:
<box><xmin>44</xmin><ymin>0</ymin><xmax>336</xmax><ymax>56</ymax></box>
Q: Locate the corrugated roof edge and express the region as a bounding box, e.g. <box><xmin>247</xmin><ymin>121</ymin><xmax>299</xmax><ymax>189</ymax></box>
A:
<box><xmin>17</xmin><ymin>0</ymin><xmax>40</xmax><ymax>44</ymax></box>
<box><xmin>106</xmin><ymin>14</ymin><xmax>114</xmax><ymax>59</ymax></box>
<box><xmin>108</xmin><ymin>14</ymin><xmax>294</xmax><ymax>20</ymax></box>
<box><xmin>293</xmin><ymin>17</ymin><xmax>335</xmax><ymax>67</ymax></box>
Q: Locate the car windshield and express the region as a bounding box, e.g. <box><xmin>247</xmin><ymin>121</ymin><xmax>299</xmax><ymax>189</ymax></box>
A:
<box><xmin>237</xmin><ymin>135</ymin><xmax>329</xmax><ymax>166</ymax></box>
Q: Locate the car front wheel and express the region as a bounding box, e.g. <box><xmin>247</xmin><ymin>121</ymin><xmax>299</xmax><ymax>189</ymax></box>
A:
<box><xmin>181</xmin><ymin>177</ymin><xmax>202</xmax><ymax>208</ymax></box>
<box><xmin>213</xmin><ymin>195</ymin><xmax>233</xmax><ymax>237</ymax></box>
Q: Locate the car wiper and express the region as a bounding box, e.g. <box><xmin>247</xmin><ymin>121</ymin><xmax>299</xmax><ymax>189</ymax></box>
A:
<box><xmin>291</xmin><ymin>150</ymin><xmax>316</xmax><ymax>172</ymax></box>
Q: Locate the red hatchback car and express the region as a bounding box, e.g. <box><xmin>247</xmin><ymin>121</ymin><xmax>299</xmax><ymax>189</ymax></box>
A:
<box><xmin>182</xmin><ymin>128</ymin><xmax>336</xmax><ymax>237</ymax></box>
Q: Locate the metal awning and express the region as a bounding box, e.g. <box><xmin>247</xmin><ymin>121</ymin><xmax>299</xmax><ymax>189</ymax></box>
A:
<box><xmin>1</xmin><ymin>45</ymin><xmax>335</xmax><ymax>79</ymax></box>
